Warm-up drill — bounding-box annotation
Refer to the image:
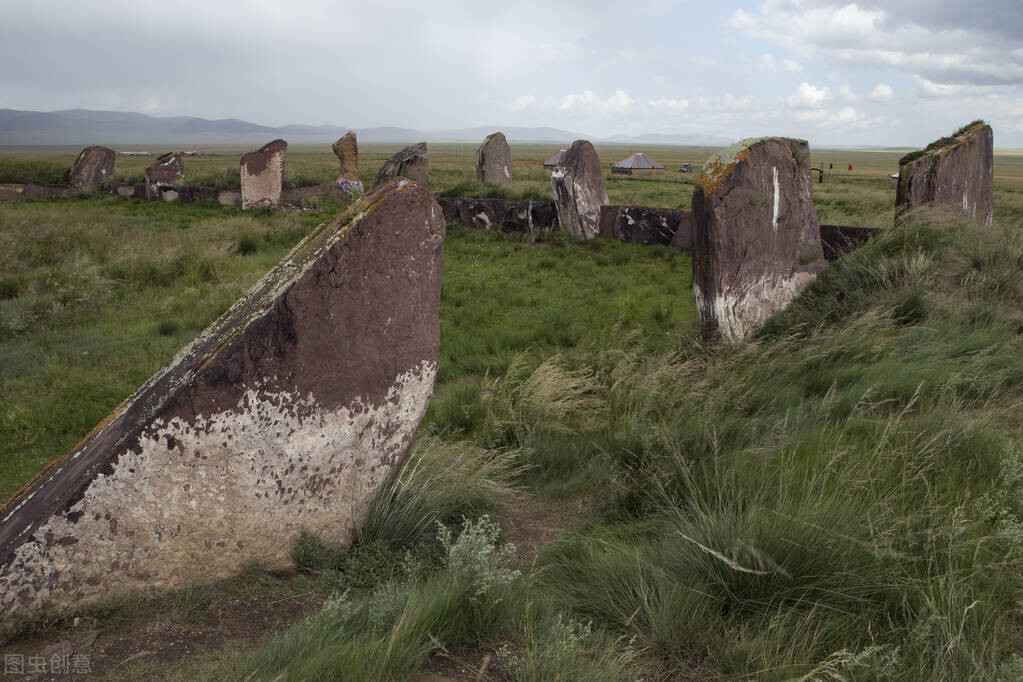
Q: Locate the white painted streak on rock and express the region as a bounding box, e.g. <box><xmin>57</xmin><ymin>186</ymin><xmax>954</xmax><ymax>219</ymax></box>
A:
<box><xmin>772</xmin><ymin>166</ymin><xmax>779</xmax><ymax>233</ymax></box>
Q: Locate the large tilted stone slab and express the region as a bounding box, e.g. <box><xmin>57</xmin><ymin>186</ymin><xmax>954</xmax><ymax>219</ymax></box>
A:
<box><xmin>241</xmin><ymin>139</ymin><xmax>287</xmax><ymax>209</ymax></box>
<box><xmin>0</xmin><ymin>179</ymin><xmax>445</xmax><ymax>623</ymax></box>
<box><xmin>476</xmin><ymin>132</ymin><xmax>512</xmax><ymax>185</ymax></box>
<box><xmin>374</xmin><ymin>142</ymin><xmax>429</xmax><ymax>189</ymax></box>
<box><xmin>550</xmin><ymin>140</ymin><xmax>608</xmax><ymax>239</ymax></box>
<box><xmin>333</xmin><ymin>131</ymin><xmax>359</xmax><ymax>181</ymax></box>
<box><xmin>692</xmin><ymin>137</ymin><xmax>826</xmax><ymax>341</ymax></box>
<box><xmin>69</xmin><ymin>146</ymin><xmax>116</xmax><ymax>192</ymax></box>
<box><xmin>144</xmin><ymin>153</ymin><xmax>185</xmax><ymax>201</ymax></box>
<box><xmin>896</xmin><ymin>122</ymin><xmax>993</xmax><ymax>225</ymax></box>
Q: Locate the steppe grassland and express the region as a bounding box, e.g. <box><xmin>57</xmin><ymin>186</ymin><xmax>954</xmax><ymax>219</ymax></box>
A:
<box><xmin>2</xmin><ymin>143</ymin><xmax>1023</xmax><ymax>679</ymax></box>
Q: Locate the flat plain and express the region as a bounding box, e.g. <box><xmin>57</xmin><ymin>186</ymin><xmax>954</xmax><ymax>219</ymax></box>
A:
<box><xmin>1</xmin><ymin>141</ymin><xmax>1023</xmax><ymax>680</ymax></box>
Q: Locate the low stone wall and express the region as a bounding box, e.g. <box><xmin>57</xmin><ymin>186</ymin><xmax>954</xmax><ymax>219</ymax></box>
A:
<box><xmin>0</xmin><ymin>183</ymin><xmax>74</xmax><ymax>200</ymax></box>
<box><xmin>437</xmin><ymin>196</ymin><xmax>559</xmax><ymax>232</ymax></box>
<box><xmin>599</xmin><ymin>204</ymin><xmax>692</xmax><ymax>247</ymax></box>
<box><xmin>819</xmin><ymin>224</ymin><xmax>876</xmax><ymax>262</ymax></box>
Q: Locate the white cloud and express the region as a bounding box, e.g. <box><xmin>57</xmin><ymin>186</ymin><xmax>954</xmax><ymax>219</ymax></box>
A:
<box><xmin>794</xmin><ymin>109</ymin><xmax>829</xmax><ymax>123</ymax></box>
<box><xmin>511</xmin><ymin>94</ymin><xmax>536</xmax><ymax>111</ymax></box>
<box><xmin>758</xmin><ymin>53</ymin><xmax>777</xmax><ymax>71</ymax></box>
<box><xmin>830</xmin><ymin>106</ymin><xmax>861</xmax><ymax>123</ymax></box>
<box><xmin>648</xmin><ymin>98</ymin><xmax>689</xmax><ymax>113</ymax></box>
<box><xmin>729</xmin><ymin>1</ymin><xmax>1023</xmax><ymax>87</ymax></box>
<box><xmin>839</xmin><ymin>83</ymin><xmax>857</xmax><ymax>102</ymax></box>
<box><xmin>869</xmin><ymin>83</ymin><xmax>895</xmax><ymax>102</ymax></box>
<box><xmin>783</xmin><ymin>58</ymin><xmax>802</xmax><ymax>73</ymax></box>
<box><xmin>556</xmin><ymin>90</ymin><xmax>635</xmax><ymax>115</ymax></box>
<box><xmin>914</xmin><ymin>76</ymin><xmax>993</xmax><ymax>98</ymax></box>
<box><xmin>787</xmin><ymin>82</ymin><xmax>832</xmax><ymax>109</ymax></box>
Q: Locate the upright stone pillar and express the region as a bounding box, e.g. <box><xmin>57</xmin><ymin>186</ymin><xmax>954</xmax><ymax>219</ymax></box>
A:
<box><xmin>241</xmin><ymin>139</ymin><xmax>287</xmax><ymax>209</ymax></box>
<box><xmin>550</xmin><ymin>140</ymin><xmax>607</xmax><ymax>239</ymax></box>
<box><xmin>476</xmin><ymin>132</ymin><xmax>512</xmax><ymax>185</ymax></box>
<box><xmin>333</xmin><ymin>131</ymin><xmax>359</xmax><ymax>181</ymax></box>
<box><xmin>144</xmin><ymin>152</ymin><xmax>185</xmax><ymax>200</ymax></box>
<box><xmin>692</xmin><ymin>137</ymin><xmax>826</xmax><ymax>341</ymax></box>
<box><xmin>373</xmin><ymin>142</ymin><xmax>429</xmax><ymax>189</ymax></box>
<box><xmin>0</xmin><ymin>179</ymin><xmax>444</xmax><ymax>625</ymax></box>
<box><xmin>896</xmin><ymin>121</ymin><xmax>993</xmax><ymax>225</ymax></box>
<box><xmin>69</xmin><ymin>146</ymin><xmax>116</xmax><ymax>192</ymax></box>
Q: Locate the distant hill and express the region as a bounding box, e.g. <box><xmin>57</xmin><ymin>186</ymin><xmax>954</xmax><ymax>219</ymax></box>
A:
<box><xmin>0</xmin><ymin>108</ymin><xmax>730</xmax><ymax>148</ymax></box>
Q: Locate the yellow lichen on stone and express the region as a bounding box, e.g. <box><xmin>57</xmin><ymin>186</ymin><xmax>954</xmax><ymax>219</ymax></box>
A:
<box><xmin>698</xmin><ymin>137</ymin><xmax>768</xmax><ymax>196</ymax></box>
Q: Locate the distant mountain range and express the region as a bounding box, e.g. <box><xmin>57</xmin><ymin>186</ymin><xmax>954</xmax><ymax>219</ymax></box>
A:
<box><xmin>0</xmin><ymin>108</ymin><xmax>733</xmax><ymax>148</ymax></box>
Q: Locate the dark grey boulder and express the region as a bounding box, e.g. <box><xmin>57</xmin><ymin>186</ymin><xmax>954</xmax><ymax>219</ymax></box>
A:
<box><xmin>692</xmin><ymin>137</ymin><xmax>826</xmax><ymax>341</ymax></box>
<box><xmin>896</xmin><ymin>122</ymin><xmax>993</xmax><ymax>225</ymax></box>
<box><xmin>476</xmin><ymin>132</ymin><xmax>512</xmax><ymax>185</ymax></box>
<box><xmin>550</xmin><ymin>140</ymin><xmax>607</xmax><ymax>240</ymax></box>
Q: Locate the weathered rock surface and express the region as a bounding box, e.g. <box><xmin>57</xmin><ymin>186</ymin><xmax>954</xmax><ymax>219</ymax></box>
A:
<box><xmin>550</xmin><ymin>140</ymin><xmax>608</xmax><ymax>240</ymax></box>
<box><xmin>333</xmin><ymin>131</ymin><xmax>359</xmax><ymax>181</ymax></box>
<box><xmin>241</xmin><ymin>139</ymin><xmax>287</xmax><ymax>210</ymax></box>
<box><xmin>476</xmin><ymin>132</ymin><xmax>512</xmax><ymax>185</ymax></box>
<box><xmin>896</xmin><ymin>122</ymin><xmax>993</xmax><ymax>225</ymax></box>
<box><xmin>69</xmin><ymin>147</ymin><xmax>116</xmax><ymax>192</ymax></box>
<box><xmin>144</xmin><ymin>153</ymin><xmax>185</xmax><ymax>201</ymax></box>
<box><xmin>692</xmin><ymin>137</ymin><xmax>826</xmax><ymax>341</ymax></box>
<box><xmin>819</xmin><ymin>224</ymin><xmax>876</xmax><ymax>262</ymax></box>
<box><xmin>374</xmin><ymin>142</ymin><xmax>429</xmax><ymax>189</ymax></box>
<box><xmin>598</xmin><ymin>205</ymin><xmax>689</xmax><ymax>246</ymax></box>
<box><xmin>0</xmin><ymin>179</ymin><xmax>445</xmax><ymax>623</ymax></box>
<box><xmin>669</xmin><ymin>212</ymin><xmax>695</xmax><ymax>251</ymax></box>
<box><xmin>437</xmin><ymin>196</ymin><xmax>558</xmax><ymax>233</ymax></box>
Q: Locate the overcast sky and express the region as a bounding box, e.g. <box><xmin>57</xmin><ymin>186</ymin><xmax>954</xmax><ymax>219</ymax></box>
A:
<box><xmin>2</xmin><ymin>0</ymin><xmax>1021</xmax><ymax>147</ymax></box>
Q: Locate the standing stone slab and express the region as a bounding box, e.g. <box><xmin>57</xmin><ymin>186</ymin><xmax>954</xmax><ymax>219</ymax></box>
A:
<box><xmin>373</xmin><ymin>142</ymin><xmax>428</xmax><ymax>189</ymax></box>
<box><xmin>144</xmin><ymin>153</ymin><xmax>185</xmax><ymax>201</ymax></box>
<box><xmin>0</xmin><ymin>179</ymin><xmax>445</xmax><ymax>623</ymax></box>
<box><xmin>550</xmin><ymin>140</ymin><xmax>608</xmax><ymax>240</ymax></box>
<box><xmin>476</xmin><ymin>132</ymin><xmax>512</xmax><ymax>185</ymax></box>
<box><xmin>333</xmin><ymin>131</ymin><xmax>359</xmax><ymax>181</ymax></box>
<box><xmin>69</xmin><ymin>146</ymin><xmax>116</xmax><ymax>192</ymax></box>
<box><xmin>241</xmin><ymin>139</ymin><xmax>287</xmax><ymax>210</ymax></box>
<box><xmin>896</xmin><ymin>122</ymin><xmax>993</xmax><ymax>225</ymax></box>
<box><xmin>692</xmin><ymin>137</ymin><xmax>826</xmax><ymax>341</ymax></box>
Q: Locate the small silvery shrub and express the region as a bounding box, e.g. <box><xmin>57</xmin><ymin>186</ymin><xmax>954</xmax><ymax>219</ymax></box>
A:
<box><xmin>437</xmin><ymin>515</ymin><xmax>519</xmax><ymax>600</ymax></box>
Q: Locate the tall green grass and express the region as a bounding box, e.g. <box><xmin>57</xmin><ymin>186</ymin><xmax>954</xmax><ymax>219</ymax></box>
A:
<box><xmin>529</xmin><ymin>210</ymin><xmax>1023</xmax><ymax>679</ymax></box>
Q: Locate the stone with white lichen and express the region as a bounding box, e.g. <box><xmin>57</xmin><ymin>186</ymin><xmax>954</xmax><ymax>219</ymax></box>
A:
<box><xmin>0</xmin><ymin>178</ymin><xmax>445</xmax><ymax>623</ymax></box>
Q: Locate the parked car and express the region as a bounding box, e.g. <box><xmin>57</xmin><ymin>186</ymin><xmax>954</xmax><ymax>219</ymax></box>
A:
<box><xmin>678</xmin><ymin>163</ymin><xmax>692</xmax><ymax>173</ymax></box>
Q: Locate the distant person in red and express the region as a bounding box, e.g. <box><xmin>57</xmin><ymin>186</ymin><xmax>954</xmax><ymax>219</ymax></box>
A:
<box><xmin>848</xmin><ymin>164</ymin><xmax>853</xmax><ymax>171</ymax></box>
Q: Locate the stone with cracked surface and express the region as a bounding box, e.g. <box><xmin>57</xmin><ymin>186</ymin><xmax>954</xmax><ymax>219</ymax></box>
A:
<box><xmin>241</xmin><ymin>139</ymin><xmax>287</xmax><ymax>209</ymax></box>
<box><xmin>896</xmin><ymin>122</ymin><xmax>993</xmax><ymax>225</ymax></box>
<box><xmin>0</xmin><ymin>179</ymin><xmax>445</xmax><ymax>624</ymax></box>
<box><xmin>144</xmin><ymin>153</ymin><xmax>185</xmax><ymax>201</ymax></box>
<box><xmin>69</xmin><ymin>147</ymin><xmax>116</xmax><ymax>192</ymax></box>
<box><xmin>374</xmin><ymin>142</ymin><xmax>429</xmax><ymax>189</ymax></box>
<box><xmin>692</xmin><ymin>137</ymin><xmax>826</xmax><ymax>342</ymax></box>
<box><xmin>550</xmin><ymin>140</ymin><xmax>608</xmax><ymax>240</ymax></box>
<box><xmin>476</xmin><ymin>132</ymin><xmax>512</xmax><ymax>185</ymax></box>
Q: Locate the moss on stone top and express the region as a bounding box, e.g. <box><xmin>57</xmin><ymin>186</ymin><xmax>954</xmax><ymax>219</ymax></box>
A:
<box><xmin>898</xmin><ymin>120</ymin><xmax>986</xmax><ymax>167</ymax></box>
<box><xmin>698</xmin><ymin>137</ymin><xmax>766</xmax><ymax>195</ymax></box>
